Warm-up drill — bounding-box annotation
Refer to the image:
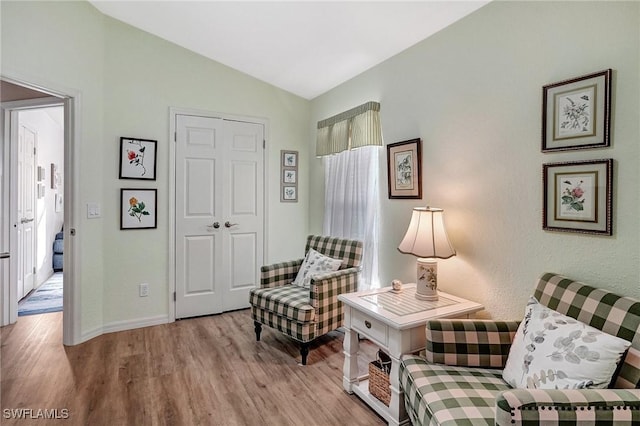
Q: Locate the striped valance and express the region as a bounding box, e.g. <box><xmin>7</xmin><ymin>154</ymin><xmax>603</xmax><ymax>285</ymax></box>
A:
<box><xmin>316</xmin><ymin>101</ymin><xmax>382</xmax><ymax>156</ymax></box>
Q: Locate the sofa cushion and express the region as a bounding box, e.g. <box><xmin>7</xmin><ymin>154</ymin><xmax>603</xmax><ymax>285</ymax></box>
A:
<box><xmin>292</xmin><ymin>248</ymin><xmax>342</xmax><ymax>288</ymax></box>
<box><xmin>503</xmin><ymin>297</ymin><xmax>631</xmax><ymax>390</ymax></box>
<box><xmin>249</xmin><ymin>284</ymin><xmax>315</xmax><ymax>323</ymax></box>
<box><xmin>400</xmin><ymin>355</ymin><xmax>511</xmax><ymax>426</ymax></box>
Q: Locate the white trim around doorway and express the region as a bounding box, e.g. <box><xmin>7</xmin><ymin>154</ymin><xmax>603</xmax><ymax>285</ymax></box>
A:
<box><xmin>0</xmin><ymin>75</ymin><xmax>82</xmax><ymax>346</ymax></box>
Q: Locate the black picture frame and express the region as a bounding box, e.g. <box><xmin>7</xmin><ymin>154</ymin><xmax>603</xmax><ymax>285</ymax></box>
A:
<box><xmin>387</xmin><ymin>138</ymin><xmax>422</xmax><ymax>199</ymax></box>
<box><xmin>120</xmin><ymin>188</ymin><xmax>157</xmax><ymax>230</ymax></box>
<box><xmin>119</xmin><ymin>137</ymin><xmax>157</xmax><ymax>180</ymax></box>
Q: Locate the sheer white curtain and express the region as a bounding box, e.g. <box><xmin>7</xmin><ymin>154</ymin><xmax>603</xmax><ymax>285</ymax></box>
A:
<box><xmin>323</xmin><ymin>146</ymin><xmax>380</xmax><ymax>290</ymax></box>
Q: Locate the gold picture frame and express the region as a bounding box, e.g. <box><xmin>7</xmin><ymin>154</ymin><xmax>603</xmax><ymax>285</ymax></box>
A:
<box><xmin>542</xmin><ymin>69</ymin><xmax>612</xmax><ymax>152</ymax></box>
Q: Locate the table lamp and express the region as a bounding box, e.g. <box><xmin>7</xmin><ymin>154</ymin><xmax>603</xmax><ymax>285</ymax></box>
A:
<box><xmin>398</xmin><ymin>207</ymin><xmax>456</xmax><ymax>301</ymax></box>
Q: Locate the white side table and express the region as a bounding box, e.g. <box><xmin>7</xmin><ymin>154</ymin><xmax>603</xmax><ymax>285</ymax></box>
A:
<box><xmin>338</xmin><ymin>284</ymin><xmax>483</xmax><ymax>426</ymax></box>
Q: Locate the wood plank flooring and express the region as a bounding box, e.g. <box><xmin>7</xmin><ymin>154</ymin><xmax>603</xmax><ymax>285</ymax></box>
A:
<box><xmin>1</xmin><ymin>310</ymin><xmax>385</xmax><ymax>426</ymax></box>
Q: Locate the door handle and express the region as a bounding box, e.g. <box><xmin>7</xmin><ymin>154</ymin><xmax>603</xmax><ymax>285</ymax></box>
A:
<box><xmin>0</xmin><ymin>252</ymin><xmax>9</xmax><ymax>259</ymax></box>
<box><xmin>224</xmin><ymin>221</ymin><xmax>238</xmax><ymax>228</ymax></box>
<box><xmin>207</xmin><ymin>222</ymin><xmax>220</xmax><ymax>230</ymax></box>
<box><xmin>20</xmin><ymin>218</ymin><xmax>34</xmax><ymax>224</ymax></box>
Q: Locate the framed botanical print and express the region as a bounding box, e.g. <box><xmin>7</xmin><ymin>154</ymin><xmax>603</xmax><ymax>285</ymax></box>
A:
<box><xmin>542</xmin><ymin>69</ymin><xmax>612</xmax><ymax>152</ymax></box>
<box><xmin>121</xmin><ymin>188</ymin><xmax>157</xmax><ymax>230</ymax></box>
<box><xmin>119</xmin><ymin>137</ymin><xmax>157</xmax><ymax>180</ymax></box>
<box><xmin>280</xmin><ymin>150</ymin><xmax>298</xmax><ymax>202</ymax></box>
<box><xmin>543</xmin><ymin>159</ymin><xmax>613</xmax><ymax>235</ymax></box>
<box><xmin>387</xmin><ymin>138</ymin><xmax>422</xmax><ymax>199</ymax></box>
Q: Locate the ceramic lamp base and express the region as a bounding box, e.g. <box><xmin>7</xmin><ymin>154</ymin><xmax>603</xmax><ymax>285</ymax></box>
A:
<box><xmin>415</xmin><ymin>258</ymin><xmax>438</xmax><ymax>301</ymax></box>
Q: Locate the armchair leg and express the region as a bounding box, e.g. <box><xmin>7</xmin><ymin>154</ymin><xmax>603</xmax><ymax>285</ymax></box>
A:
<box><xmin>254</xmin><ymin>321</ymin><xmax>262</xmax><ymax>341</ymax></box>
<box><xmin>300</xmin><ymin>342</ymin><xmax>310</xmax><ymax>365</ymax></box>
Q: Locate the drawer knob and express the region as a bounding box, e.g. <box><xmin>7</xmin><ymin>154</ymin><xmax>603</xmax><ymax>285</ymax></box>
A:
<box><xmin>364</xmin><ymin>320</ymin><xmax>371</xmax><ymax>329</ymax></box>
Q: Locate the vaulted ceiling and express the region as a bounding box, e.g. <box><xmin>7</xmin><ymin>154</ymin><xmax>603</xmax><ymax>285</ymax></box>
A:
<box><xmin>89</xmin><ymin>1</ymin><xmax>490</xmax><ymax>99</ymax></box>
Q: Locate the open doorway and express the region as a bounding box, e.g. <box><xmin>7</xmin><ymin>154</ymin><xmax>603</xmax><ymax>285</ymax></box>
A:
<box><xmin>14</xmin><ymin>106</ymin><xmax>65</xmax><ymax>316</ymax></box>
<box><xmin>1</xmin><ymin>79</ymin><xmax>77</xmax><ymax>344</ymax></box>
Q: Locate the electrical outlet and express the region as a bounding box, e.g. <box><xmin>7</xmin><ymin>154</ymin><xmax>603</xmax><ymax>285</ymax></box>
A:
<box><xmin>139</xmin><ymin>283</ymin><xmax>149</xmax><ymax>297</ymax></box>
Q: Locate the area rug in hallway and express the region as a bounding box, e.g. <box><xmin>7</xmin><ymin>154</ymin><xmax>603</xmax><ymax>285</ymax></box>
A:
<box><xmin>18</xmin><ymin>272</ymin><xmax>63</xmax><ymax>316</ymax></box>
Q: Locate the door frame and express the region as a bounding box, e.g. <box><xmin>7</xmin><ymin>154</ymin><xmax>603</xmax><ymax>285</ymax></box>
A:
<box><xmin>0</xmin><ymin>76</ymin><xmax>81</xmax><ymax>345</ymax></box>
<box><xmin>168</xmin><ymin>107</ymin><xmax>269</xmax><ymax>322</ymax></box>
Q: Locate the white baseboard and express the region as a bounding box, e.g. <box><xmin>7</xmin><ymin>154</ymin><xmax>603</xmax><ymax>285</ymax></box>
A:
<box><xmin>80</xmin><ymin>315</ymin><xmax>170</xmax><ymax>343</ymax></box>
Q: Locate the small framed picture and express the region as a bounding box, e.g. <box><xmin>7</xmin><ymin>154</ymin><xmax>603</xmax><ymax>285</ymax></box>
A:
<box><xmin>55</xmin><ymin>193</ymin><xmax>63</xmax><ymax>213</ymax></box>
<box><xmin>280</xmin><ymin>150</ymin><xmax>298</xmax><ymax>203</ymax></box>
<box><xmin>387</xmin><ymin>138</ymin><xmax>422</xmax><ymax>199</ymax></box>
<box><xmin>121</xmin><ymin>188</ymin><xmax>157</xmax><ymax>230</ymax></box>
<box><xmin>543</xmin><ymin>159</ymin><xmax>613</xmax><ymax>235</ymax></box>
<box><xmin>282</xmin><ymin>151</ymin><xmax>297</xmax><ymax>167</ymax></box>
<box><xmin>51</xmin><ymin>163</ymin><xmax>59</xmax><ymax>189</ymax></box>
<box><xmin>283</xmin><ymin>169</ymin><xmax>297</xmax><ymax>184</ymax></box>
<box><xmin>119</xmin><ymin>137</ymin><xmax>157</xmax><ymax>180</ymax></box>
<box><xmin>542</xmin><ymin>69</ymin><xmax>612</xmax><ymax>152</ymax></box>
<box><xmin>282</xmin><ymin>186</ymin><xmax>297</xmax><ymax>202</ymax></box>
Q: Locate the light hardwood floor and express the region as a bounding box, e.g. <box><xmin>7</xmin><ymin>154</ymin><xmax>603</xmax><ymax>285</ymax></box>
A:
<box><xmin>1</xmin><ymin>310</ymin><xmax>385</xmax><ymax>426</ymax></box>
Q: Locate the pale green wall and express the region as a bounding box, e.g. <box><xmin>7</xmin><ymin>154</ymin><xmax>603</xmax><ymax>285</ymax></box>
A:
<box><xmin>310</xmin><ymin>1</ymin><xmax>640</xmax><ymax>319</ymax></box>
<box><xmin>2</xmin><ymin>1</ymin><xmax>310</xmax><ymax>337</ymax></box>
<box><xmin>2</xmin><ymin>1</ymin><xmax>107</xmax><ymax>334</ymax></box>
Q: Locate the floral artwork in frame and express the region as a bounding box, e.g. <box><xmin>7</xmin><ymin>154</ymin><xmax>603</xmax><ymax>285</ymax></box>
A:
<box><xmin>283</xmin><ymin>169</ymin><xmax>296</xmax><ymax>184</ymax></box>
<box><xmin>282</xmin><ymin>186</ymin><xmax>297</xmax><ymax>201</ymax></box>
<box><xmin>280</xmin><ymin>150</ymin><xmax>298</xmax><ymax>202</ymax></box>
<box><xmin>283</xmin><ymin>151</ymin><xmax>297</xmax><ymax>167</ymax></box>
<box><xmin>387</xmin><ymin>138</ymin><xmax>422</xmax><ymax>199</ymax></box>
<box><xmin>121</xmin><ymin>188</ymin><xmax>157</xmax><ymax>230</ymax></box>
<box><xmin>119</xmin><ymin>137</ymin><xmax>157</xmax><ymax>180</ymax></box>
<box><xmin>543</xmin><ymin>159</ymin><xmax>613</xmax><ymax>235</ymax></box>
<box><xmin>542</xmin><ymin>69</ymin><xmax>612</xmax><ymax>152</ymax></box>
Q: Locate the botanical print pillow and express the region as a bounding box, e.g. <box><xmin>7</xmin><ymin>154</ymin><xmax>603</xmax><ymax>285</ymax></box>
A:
<box><xmin>292</xmin><ymin>248</ymin><xmax>342</xmax><ymax>288</ymax></box>
<box><xmin>503</xmin><ymin>297</ymin><xmax>631</xmax><ymax>390</ymax></box>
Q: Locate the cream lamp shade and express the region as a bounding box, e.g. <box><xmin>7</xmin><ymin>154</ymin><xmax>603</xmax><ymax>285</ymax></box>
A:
<box><xmin>398</xmin><ymin>207</ymin><xmax>456</xmax><ymax>300</ymax></box>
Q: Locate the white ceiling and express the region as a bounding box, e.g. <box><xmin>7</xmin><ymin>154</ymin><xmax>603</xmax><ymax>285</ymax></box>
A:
<box><xmin>90</xmin><ymin>1</ymin><xmax>490</xmax><ymax>100</ymax></box>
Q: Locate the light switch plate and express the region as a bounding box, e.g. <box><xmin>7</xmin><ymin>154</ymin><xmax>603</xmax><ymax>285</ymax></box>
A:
<box><xmin>87</xmin><ymin>202</ymin><xmax>101</xmax><ymax>219</ymax></box>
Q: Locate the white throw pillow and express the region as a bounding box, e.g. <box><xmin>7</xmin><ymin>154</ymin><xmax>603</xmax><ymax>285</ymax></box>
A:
<box><xmin>292</xmin><ymin>248</ymin><xmax>342</xmax><ymax>288</ymax></box>
<box><xmin>502</xmin><ymin>297</ymin><xmax>631</xmax><ymax>389</ymax></box>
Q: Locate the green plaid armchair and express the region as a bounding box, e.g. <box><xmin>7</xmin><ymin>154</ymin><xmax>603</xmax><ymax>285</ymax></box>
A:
<box><xmin>250</xmin><ymin>235</ymin><xmax>362</xmax><ymax>365</ymax></box>
<box><xmin>400</xmin><ymin>272</ymin><xmax>640</xmax><ymax>425</ymax></box>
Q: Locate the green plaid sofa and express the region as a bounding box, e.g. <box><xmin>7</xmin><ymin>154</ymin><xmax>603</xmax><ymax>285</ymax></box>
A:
<box><xmin>399</xmin><ymin>272</ymin><xmax>640</xmax><ymax>425</ymax></box>
<box><xmin>250</xmin><ymin>235</ymin><xmax>362</xmax><ymax>365</ymax></box>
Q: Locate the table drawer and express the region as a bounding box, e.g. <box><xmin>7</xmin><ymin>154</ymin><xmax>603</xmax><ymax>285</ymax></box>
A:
<box><xmin>351</xmin><ymin>310</ymin><xmax>388</xmax><ymax>347</ymax></box>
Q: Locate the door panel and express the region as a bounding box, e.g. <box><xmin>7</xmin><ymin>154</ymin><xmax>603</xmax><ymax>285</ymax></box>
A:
<box><xmin>229</xmin><ymin>232</ymin><xmax>256</xmax><ymax>289</ymax></box>
<box><xmin>222</xmin><ymin>121</ymin><xmax>263</xmax><ymax>311</ymax></box>
<box><xmin>18</xmin><ymin>124</ymin><xmax>36</xmax><ymax>299</ymax></box>
<box><xmin>231</xmin><ymin>162</ymin><xmax>256</xmax><ymax>214</ymax></box>
<box><xmin>184</xmin><ymin>236</ymin><xmax>216</xmax><ymax>294</ymax></box>
<box><xmin>175</xmin><ymin>115</ymin><xmax>264</xmax><ymax>318</ymax></box>
<box><xmin>185</xmin><ymin>159</ymin><xmax>215</xmax><ymax>217</ymax></box>
<box><xmin>176</xmin><ymin>115</ymin><xmax>223</xmax><ymax>318</ymax></box>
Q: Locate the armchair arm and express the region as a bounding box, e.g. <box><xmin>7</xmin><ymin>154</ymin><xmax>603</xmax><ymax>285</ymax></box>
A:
<box><xmin>495</xmin><ymin>388</ymin><xmax>640</xmax><ymax>426</ymax></box>
<box><xmin>309</xmin><ymin>267</ymin><xmax>360</xmax><ymax>335</ymax></box>
<box><xmin>426</xmin><ymin>319</ymin><xmax>520</xmax><ymax>368</ymax></box>
<box><xmin>259</xmin><ymin>259</ymin><xmax>303</xmax><ymax>289</ymax></box>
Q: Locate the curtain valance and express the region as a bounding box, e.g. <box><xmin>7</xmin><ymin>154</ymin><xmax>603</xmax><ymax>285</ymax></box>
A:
<box><xmin>316</xmin><ymin>101</ymin><xmax>382</xmax><ymax>156</ymax></box>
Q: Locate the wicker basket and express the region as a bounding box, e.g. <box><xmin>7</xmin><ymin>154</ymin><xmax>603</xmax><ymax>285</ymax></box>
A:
<box><xmin>368</xmin><ymin>359</ymin><xmax>391</xmax><ymax>406</ymax></box>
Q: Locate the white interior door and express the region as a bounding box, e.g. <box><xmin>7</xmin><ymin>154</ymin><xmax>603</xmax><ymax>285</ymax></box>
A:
<box><xmin>17</xmin><ymin>124</ymin><xmax>37</xmax><ymax>299</ymax></box>
<box><xmin>175</xmin><ymin>114</ymin><xmax>264</xmax><ymax>318</ymax></box>
<box><xmin>221</xmin><ymin>120</ymin><xmax>264</xmax><ymax>311</ymax></box>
